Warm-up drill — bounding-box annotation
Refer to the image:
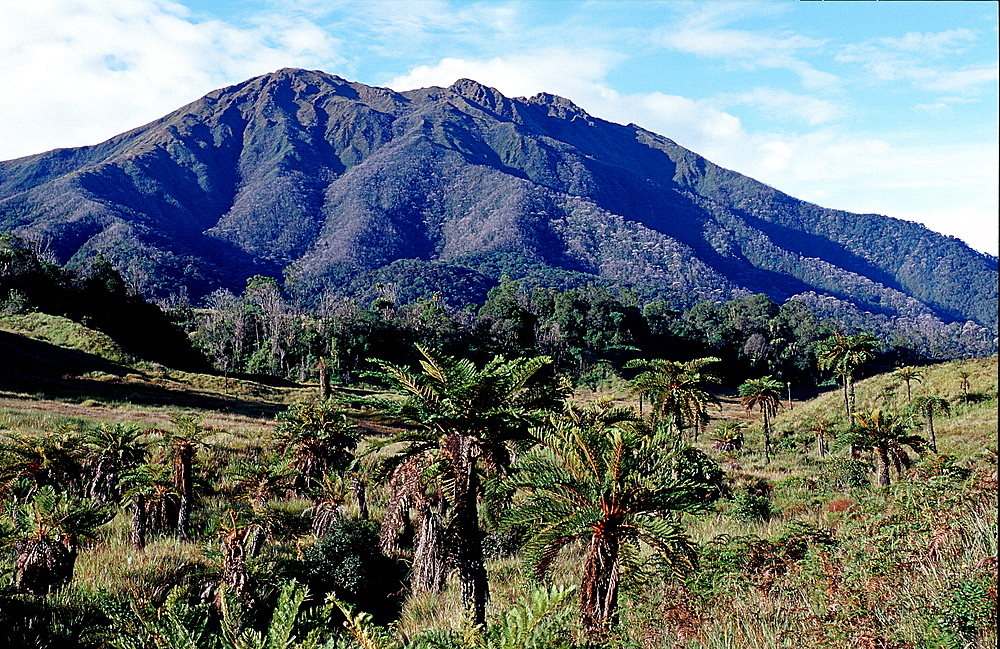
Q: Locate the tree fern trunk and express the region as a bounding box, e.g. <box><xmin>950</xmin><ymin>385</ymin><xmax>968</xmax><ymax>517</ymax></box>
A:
<box><xmin>131</xmin><ymin>492</ymin><xmax>148</xmax><ymax>550</ymax></box>
<box><xmin>875</xmin><ymin>447</ymin><xmax>891</xmax><ymax>487</ymax></box>
<box><xmin>581</xmin><ymin>527</ymin><xmax>620</xmax><ymax>638</ymax></box>
<box><xmin>14</xmin><ymin>536</ymin><xmax>77</xmax><ymax>596</ymax></box>
<box><xmin>762</xmin><ymin>407</ymin><xmax>772</xmax><ymax>463</ymax></box>
<box><xmin>219</xmin><ymin>528</ymin><xmax>256</xmax><ymax>606</ymax></box>
<box><xmin>349</xmin><ymin>472</ymin><xmax>369</xmax><ymax>520</ymax></box>
<box><xmin>174</xmin><ymin>441</ymin><xmax>195</xmax><ymax>539</ymax></box>
<box><xmin>445</xmin><ymin>433</ymin><xmax>488</xmax><ymax>626</ymax></box>
<box><xmin>412</xmin><ymin>502</ymin><xmax>448</xmax><ymax>593</ymax></box>
<box><xmin>925</xmin><ymin>411</ymin><xmax>937</xmax><ymax>453</ymax></box>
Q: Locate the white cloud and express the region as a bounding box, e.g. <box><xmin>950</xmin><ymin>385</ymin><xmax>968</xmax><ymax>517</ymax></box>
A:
<box><xmin>655</xmin><ymin>4</ymin><xmax>838</xmax><ymax>90</ymax></box>
<box><xmin>837</xmin><ymin>28</ymin><xmax>997</xmax><ymax>95</ymax></box>
<box><xmin>719</xmin><ymin>88</ymin><xmax>843</xmax><ymax>125</ymax></box>
<box><xmin>0</xmin><ymin>0</ymin><xmax>342</xmax><ymax>160</ymax></box>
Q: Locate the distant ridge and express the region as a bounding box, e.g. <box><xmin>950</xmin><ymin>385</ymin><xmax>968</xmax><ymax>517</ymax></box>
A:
<box><xmin>0</xmin><ymin>68</ymin><xmax>995</xmax><ymax>333</ymax></box>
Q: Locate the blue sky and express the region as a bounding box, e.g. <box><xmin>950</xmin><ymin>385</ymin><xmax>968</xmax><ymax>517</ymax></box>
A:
<box><xmin>2</xmin><ymin>1</ymin><xmax>996</xmax><ymax>254</ymax></box>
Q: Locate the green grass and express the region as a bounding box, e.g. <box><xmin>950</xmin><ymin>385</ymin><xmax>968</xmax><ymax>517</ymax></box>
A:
<box><xmin>1</xmin><ymin>355</ymin><xmax>996</xmax><ymax>649</ymax></box>
<box><xmin>0</xmin><ymin>312</ymin><xmax>135</xmax><ymax>364</ymax></box>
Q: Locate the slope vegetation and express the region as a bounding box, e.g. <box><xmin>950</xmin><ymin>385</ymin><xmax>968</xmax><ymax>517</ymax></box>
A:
<box><xmin>1</xmin><ymin>68</ymin><xmax>994</xmax><ymax>334</ymax></box>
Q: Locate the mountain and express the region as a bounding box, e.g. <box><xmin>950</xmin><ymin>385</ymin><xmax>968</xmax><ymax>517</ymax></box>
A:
<box><xmin>0</xmin><ymin>68</ymin><xmax>996</xmax><ymax>333</ymax></box>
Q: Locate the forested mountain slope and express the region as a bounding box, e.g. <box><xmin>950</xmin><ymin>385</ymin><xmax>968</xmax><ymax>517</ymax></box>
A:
<box><xmin>1</xmin><ymin>68</ymin><xmax>995</xmax><ymax>332</ymax></box>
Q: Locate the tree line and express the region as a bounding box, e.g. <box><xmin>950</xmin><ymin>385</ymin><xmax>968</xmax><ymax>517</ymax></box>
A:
<box><xmin>179</xmin><ymin>275</ymin><xmax>943</xmax><ymax>392</ymax></box>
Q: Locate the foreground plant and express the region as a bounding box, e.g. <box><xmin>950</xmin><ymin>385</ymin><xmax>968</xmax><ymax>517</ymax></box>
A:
<box><xmin>504</xmin><ymin>402</ymin><xmax>705</xmax><ymax>638</ymax></box>
<box><xmin>376</xmin><ymin>346</ymin><xmax>561</xmax><ymax>626</ymax></box>
<box><xmin>11</xmin><ymin>486</ymin><xmax>111</xmax><ymax>596</ymax></box>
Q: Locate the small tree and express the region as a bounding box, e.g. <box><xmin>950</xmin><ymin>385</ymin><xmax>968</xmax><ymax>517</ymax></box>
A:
<box><xmin>711</xmin><ymin>421</ymin><xmax>745</xmax><ymax>453</ymax></box>
<box><xmin>957</xmin><ymin>370</ymin><xmax>971</xmax><ymax>402</ymax></box>
<box><xmin>377</xmin><ymin>346</ymin><xmax>562</xmax><ymax>625</ymax></box>
<box><xmin>816</xmin><ymin>331</ymin><xmax>878</xmax><ymax>421</ymax></box>
<box><xmin>12</xmin><ymin>487</ymin><xmax>111</xmax><ymax>596</ymax></box>
<box><xmin>625</xmin><ymin>356</ymin><xmax>721</xmax><ymax>440</ymax></box>
<box><xmin>738</xmin><ymin>376</ymin><xmax>784</xmax><ymax>462</ymax></box>
<box><xmin>911</xmin><ymin>395</ymin><xmax>950</xmax><ymax>453</ymax></box>
<box><xmin>847</xmin><ymin>410</ymin><xmax>924</xmax><ymax>487</ymax></box>
<box><xmin>504</xmin><ymin>403</ymin><xmax>705</xmax><ymax>639</ymax></box>
<box><xmin>893</xmin><ymin>366</ymin><xmax>922</xmax><ymax>402</ymax></box>
<box><xmin>812</xmin><ymin>418</ymin><xmax>833</xmax><ymax>458</ymax></box>
<box><xmin>274</xmin><ymin>400</ymin><xmax>359</xmax><ymax>497</ymax></box>
<box><xmin>80</xmin><ymin>423</ymin><xmax>148</xmax><ymax>505</ymax></box>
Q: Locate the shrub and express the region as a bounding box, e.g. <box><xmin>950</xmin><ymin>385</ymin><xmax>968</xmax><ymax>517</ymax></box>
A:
<box><xmin>672</xmin><ymin>446</ymin><xmax>727</xmax><ymax>502</ymax></box>
<box><xmin>277</xmin><ymin>518</ymin><xmax>404</xmax><ymax>624</ymax></box>
<box><xmin>728</xmin><ymin>490</ymin><xmax>772</xmax><ymax>521</ymax></box>
<box><xmin>824</xmin><ymin>457</ymin><xmax>872</xmax><ymax>489</ymax></box>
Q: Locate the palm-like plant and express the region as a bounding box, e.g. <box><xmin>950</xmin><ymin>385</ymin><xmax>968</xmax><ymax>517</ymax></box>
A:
<box><xmin>738</xmin><ymin>376</ymin><xmax>784</xmax><ymax>461</ymax></box>
<box><xmin>848</xmin><ymin>409</ymin><xmax>925</xmax><ymax>487</ymax></box>
<box><xmin>893</xmin><ymin>366</ymin><xmax>922</xmax><ymax>402</ymax></box>
<box><xmin>710</xmin><ymin>421</ymin><xmax>745</xmax><ymax>453</ymax></box>
<box><xmin>0</xmin><ymin>429</ymin><xmax>84</xmax><ymax>497</ymax></box>
<box><xmin>957</xmin><ymin>370</ymin><xmax>971</xmax><ymax>402</ymax></box>
<box><xmin>274</xmin><ymin>400</ymin><xmax>360</xmax><ymax>497</ymax></box>
<box><xmin>11</xmin><ymin>486</ymin><xmax>112</xmax><ymax>596</ymax></box>
<box><xmin>227</xmin><ymin>450</ymin><xmax>298</xmax><ymax>512</ymax></box>
<box><xmin>911</xmin><ymin>395</ymin><xmax>950</xmax><ymax>453</ymax></box>
<box><xmin>504</xmin><ymin>401</ymin><xmax>704</xmax><ymax>638</ymax></box>
<box><xmin>625</xmin><ymin>357</ymin><xmax>721</xmax><ymax>439</ymax></box>
<box><xmin>377</xmin><ymin>345</ymin><xmax>561</xmax><ymax>625</ymax></box>
<box><xmin>80</xmin><ymin>423</ymin><xmax>149</xmax><ymax>505</ymax></box>
<box><xmin>377</xmin><ymin>450</ymin><xmax>452</xmax><ymax>594</ymax></box>
<box><xmin>816</xmin><ymin>331</ymin><xmax>878</xmax><ymax>421</ymax></box>
<box><xmin>120</xmin><ymin>462</ymin><xmax>182</xmax><ymax>549</ymax></box>
<box><xmin>146</xmin><ymin>414</ymin><xmax>213</xmax><ymax>540</ymax></box>
<box><xmin>812</xmin><ymin>418</ymin><xmax>833</xmax><ymax>458</ymax></box>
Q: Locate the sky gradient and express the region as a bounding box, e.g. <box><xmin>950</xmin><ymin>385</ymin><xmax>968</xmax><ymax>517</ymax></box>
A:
<box><xmin>2</xmin><ymin>0</ymin><xmax>997</xmax><ymax>254</ymax></box>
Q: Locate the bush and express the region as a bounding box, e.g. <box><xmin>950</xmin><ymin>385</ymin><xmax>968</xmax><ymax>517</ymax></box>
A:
<box><xmin>276</xmin><ymin>518</ymin><xmax>404</xmax><ymax>624</ymax></box>
<box><xmin>728</xmin><ymin>490</ymin><xmax>772</xmax><ymax>521</ymax></box>
<box><xmin>824</xmin><ymin>457</ymin><xmax>872</xmax><ymax>489</ymax></box>
<box><xmin>934</xmin><ymin>572</ymin><xmax>998</xmax><ymax>647</ymax></box>
<box><xmin>672</xmin><ymin>446</ymin><xmax>727</xmax><ymax>502</ymax></box>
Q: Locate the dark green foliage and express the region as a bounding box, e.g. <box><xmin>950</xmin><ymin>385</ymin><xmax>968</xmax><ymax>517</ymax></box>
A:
<box><xmin>935</xmin><ymin>573</ymin><xmax>997</xmax><ymax>647</ymax></box>
<box><xmin>279</xmin><ymin>518</ymin><xmax>404</xmax><ymax>624</ymax></box>
<box><xmin>727</xmin><ymin>489</ymin><xmax>773</xmax><ymax>521</ymax></box>
<box><xmin>0</xmin><ymin>593</ymin><xmax>107</xmax><ymax>649</ymax></box>
<box><xmin>0</xmin><ymin>234</ymin><xmax>206</xmax><ymax>370</ymax></box>
<box><xmin>823</xmin><ymin>457</ymin><xmax>872</xmax><ymax>490</ymax></box>
<box><xmin>671</xmin><ymin>446</ymin><xmax>726</xmax><ymax>503</ymax></box>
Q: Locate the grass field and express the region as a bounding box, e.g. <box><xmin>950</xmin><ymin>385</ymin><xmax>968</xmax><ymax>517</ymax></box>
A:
<box><xmin>0</xmin><ymin>323</ymin><xmax>995</xmax><ymax>648</ymax></box>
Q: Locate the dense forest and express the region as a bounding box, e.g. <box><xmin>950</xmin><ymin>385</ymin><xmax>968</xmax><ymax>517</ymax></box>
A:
<box><xmin>2</xmin><ymin>232</ymin><xmax>992</xmax><ymax>394</ymax></box>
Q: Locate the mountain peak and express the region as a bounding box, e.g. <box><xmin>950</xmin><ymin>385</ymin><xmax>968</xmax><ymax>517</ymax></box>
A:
<box><xmin>0</xmin><ymin>70</ymin><xmax>995</xmax><ymax>338</ymax></box>
<box><xmin>525</xmin><ymin>92</ymin><xmax>592</xmax><ymax>121</ymax></box>
<box><xmin>446</xmin><ymin>78</ymin><xmax>515</xmax><ymax>115</ymax></box>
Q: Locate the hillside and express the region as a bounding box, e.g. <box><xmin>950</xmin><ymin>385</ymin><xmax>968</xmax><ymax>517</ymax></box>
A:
<box><xmin>0</xmin><ymin>313</ymin><xmax>311</xmax><ymax>417</ymax></box>
<box><xmin>1</xmin><ymin>68</ymin><xmax>995</xmax><ymax>339</ymax></box>
<box><xmin>0</xmin><ymin>341</ymin><xmax>995</xmax><ymax>648</ymax></box>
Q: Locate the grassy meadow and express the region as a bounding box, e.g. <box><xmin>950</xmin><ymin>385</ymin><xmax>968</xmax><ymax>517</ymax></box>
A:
<box><xmin>0</xmin><ymin>317</ymin><xmax>995</xmax><ymax>649</ymax></box>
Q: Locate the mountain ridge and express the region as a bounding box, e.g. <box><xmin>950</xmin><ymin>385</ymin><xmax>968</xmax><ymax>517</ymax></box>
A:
<box><xmin>1</xmin><ymin>68</ymin><xmax>995</xmax><ymax>333</ymax></box>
